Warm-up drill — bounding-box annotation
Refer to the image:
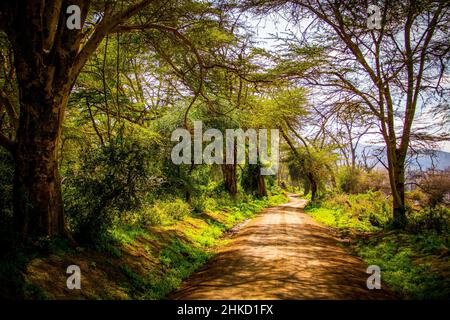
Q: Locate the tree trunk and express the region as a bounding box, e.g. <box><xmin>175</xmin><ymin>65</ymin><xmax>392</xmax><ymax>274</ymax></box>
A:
<box><xmin>391</xmin><ymin>160</ymin><xmax>407</xmax><ymax>228</ymax></box>
<box><xmin>257</xmin><ymin>173</ymin><xmax>267</xmax><ymax>198</ymax></box>
<box><xmin>308</xmin><ymin>173</ymin><xmax>317</xmax><ymax>201</ymax></box>
<box><xmin>222</xmin><ymin>164</ymin><xmax>237</xmax><ymax>196</ymax></box>
<box><xmin>6</xmin><ymin>0</ymin><xmax>78</xmax><ymax>241</ymax></box>
<box><xmin>384</xmin><ymin>143</ymin><xmax>408</xmax><ymax>228</ymax></box>
<box><xmin>303</xmin><ymin>177</ymin><xmax>310</xmax><ymax>196</ymax></box>
<box><xmin>13</xmin><ymin>85</ymin><xmax>69</xmax><ymax>240</ymax></box>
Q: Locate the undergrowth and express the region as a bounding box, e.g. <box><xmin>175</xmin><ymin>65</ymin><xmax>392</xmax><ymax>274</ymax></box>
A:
<box><xmin>304</xmin><ymin>192</ymin><xmax>450</xmax><ymax>299</ymax></box>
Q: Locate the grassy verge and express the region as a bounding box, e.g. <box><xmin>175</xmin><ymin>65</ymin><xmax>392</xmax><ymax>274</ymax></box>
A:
<box><xmin>6</xmin><ymin>193</ymin><xmax>287</xmax><ymax>299</ymax></box>
<box><xmin>355</xmin><ymin>231</ymin><xmax>450</xmax><ymax>299</ymax></box>
<box><xmin>304</xmin><ymin>192</ymin><xmax>450</xmax><ymax>299</ymax></box>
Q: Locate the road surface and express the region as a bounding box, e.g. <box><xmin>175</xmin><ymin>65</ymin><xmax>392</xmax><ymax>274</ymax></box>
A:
<box><xmin>171</xmin><ymin>195</ymin><xmax>393</xmax><ymax>299</ymax></box>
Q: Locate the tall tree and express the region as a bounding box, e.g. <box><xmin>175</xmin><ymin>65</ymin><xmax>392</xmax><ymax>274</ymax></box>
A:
<box><xmin>0</xmin><ymin>0</ymin><xmax>207</xmax><ymax>240</ymax></box>
<box><xmin>245</xmin><ymin>0</ymin><xmax>450</xmax><ymax>226</ymax></box>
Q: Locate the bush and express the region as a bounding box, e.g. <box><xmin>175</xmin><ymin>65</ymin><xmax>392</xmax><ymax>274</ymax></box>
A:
<box><xmin>338</xmin><ymin>167</ymin><xmax>362</xmax><ymax>194</ymax></box>
<box><xmin>63</xmin><ymin>137</ymin><xmax>161</xmax><ymax>244</ymax></box>
<box><xmin>338</xmin><ymin>167</ymin><xmax>390</xmax><ymax>194</ymax></box>
<box><xmin>407</xmin><ymin>206</ymin><xmax>450</xmax><ymax>234</ymax></box>
<box><xmin>406</xmin><ymin>189</ymin><xmax>429</xmax><ymax>208</ymax></box>
<box><xmin>142</xmin><ymin>199</ymin><xmax>191</xmax><ymax>226</ymax></box>
<box><xmin>190</xmin><ymin>194</ymin><xmax>218</xmax><ymax>213</ymax></box>
<box><xmin>306</xmin><ymin>191</ymin><xmax>391</xmax><ymax>232</ymax></box>
<box><xmin>419</xmin><ymin>170</ymin><xmax>450</xmax><ymax>207</ymax></box>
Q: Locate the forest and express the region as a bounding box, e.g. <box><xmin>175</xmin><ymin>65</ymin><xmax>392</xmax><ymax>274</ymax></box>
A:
<box><xmin>0</xmin><ymin>0</ymin><xmax>449</xmax><ymax>300</ymax></box>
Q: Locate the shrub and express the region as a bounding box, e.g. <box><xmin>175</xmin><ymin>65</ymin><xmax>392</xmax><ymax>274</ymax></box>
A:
<box><xmin>359</xmin><ymin>170</ymin><xmax>391</xmax><ymax>194</ymax></box>
<box><xmin>307</xmin><ymin>191</ymin><xmax>391</xmax><ymax>232</ymax></box>
<box><xmin>407</xmin><ymin>205</ymin><xmax>450</xmax><ymax>234</ymax></box>
<box><xmin>419</xmin><ymin>170</ymin><xmax>450</xmax><ymax>207</ymax></box>
<box><xmin>406</xmin><ymin>189</ymin><xmax>429</xmax><ymax>208</ymax></box>
<box><xmin>142</xmin><ymin>199</ymin><xmax>191</xmax><ymax>226</ymax></box>
<box><xmin>191</xmin><ymin>195</ymin><xmax>218</xmax><ymax>213</ymax></box>
<box><xmin>63</xmin><ymin>137</ymin><xmax>161</xmax><ymax>244</ymax></box>
<box><xmin>338</xmin><ymin>167</ymin><xmax>390</xmax><ymax>194</ymax></box>
<box><xmin>338</xmin><ymin>167</ymin><xmax>362</xmax><ymax>194</ymax></box>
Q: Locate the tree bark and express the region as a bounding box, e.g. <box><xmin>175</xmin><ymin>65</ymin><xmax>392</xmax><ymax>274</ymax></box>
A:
<box><xmin>12</xmin><ymin>79</ymin><xmax>69</xmax><ymax>239</ymax></box>
<box><xmin>222</xmin><ymin>164</ymin><xmax>237</xmax><ymax>196</ymax></box>
<box><xmin>390</xmin><ymin>155</ymin><xmax>407</xmax><ymax>227</ymax></box>
<box><xmin>303</xmin><ymin>178</ymin><xmax>310</xmax><ymax>196</ymax></box>
<box><xmin>257</xmin><ymin>174</ymin><xmax>267</xmax><ymax>198</ymax></box>
<box><xmin>308</xmin><ymin>173</ymin><xmax>317</xmax><ymax>202</ymax></box>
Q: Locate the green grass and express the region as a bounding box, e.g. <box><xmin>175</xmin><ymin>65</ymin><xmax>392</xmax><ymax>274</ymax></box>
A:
<box><xmin>109</xmin><ymin>225</ymin><xmax>153</xmax><ymax>244</ymax></box>
<box><xmin>114</xmin><ymin>193</ymin><xmax>288</xmax><ymax>299</ymax></box>
<box><xmin>304</xmin><ymin>192</ymin><xmax>450</xmax><ymax>299</ymax></box>
<box><xmin>305</xmin><ymin>206</ymin><xmax>378</xmax><ymax>232</ymax></box>
<box><xmin>355</xmin><ymin>232</ymin><xmax>450</xmax><ymax>299</ymax></box>
<box><xmin>119</xmin><ymin>239</ymin><xmax>211</xmax><ymax>299</ymax></box>
<box><xmin>4</xmin><ymin>192</ymin><xmax>288</xmax><ymax>299</ymax></box>
<box><xmin>305</xmin><ymin>191</ymin><xmax>390</xmax><ymax>233</ymax></box>
<box><xmin>184</xmin><ymin>221</ymin><xmax>225</xmax><ymax>248</ymax></box>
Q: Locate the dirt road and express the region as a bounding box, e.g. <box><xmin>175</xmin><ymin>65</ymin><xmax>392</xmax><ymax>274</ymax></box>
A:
<box><xmin>171</xmin><ymin>195</ymin><xmax>393</xmax><ymax>299</ymax></box>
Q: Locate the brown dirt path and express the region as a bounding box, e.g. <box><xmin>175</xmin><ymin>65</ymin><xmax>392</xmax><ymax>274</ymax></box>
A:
<box><xmin>170</xmin><ymin>195</ymin><xmax>394</xmax><ymax>299</ymax></box>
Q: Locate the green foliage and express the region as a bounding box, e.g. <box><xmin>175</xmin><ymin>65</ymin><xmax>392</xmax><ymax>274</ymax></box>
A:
<box><xmin>356</xmin><ymin>232</ymin><xmax>450</xmax><ymax>299</ymax></box>
<box><xmin>63</xmin><ymin>136</ymin><xmax>161</xmax><ymax>245</ymax></box>
<box><xmin>305</xmin><ymin>191</ymin><xmax>391</xmax><ymax>232</ymax></box>
<box><xmin>407</xmin><ymin>205</ymin><xmax>450</xmax><ymax>234</ymax></box>
<box><xmin>338</xmin><ymin>167</ymin><xmax>362</xmax><ymax>194</ymax></box>
<box><xmin>307</xmin><ymin>191</ymin><xmax>450</xmax><ymax>299</ymax></box>
<box><xmin>191</xmin><ymin>195</ymin><xmax>218</xmax><ymax>213</ymax></box>
<box><xmin>159</xmin><ymin>239</ymin><xmax>211</xmax><ymax>279</ymax></box>
<box><xmin>109</xmin><ymin>226</ymin><xmax>151</xmax><ymax>245</ymax></box>
<box><xmin>287</xmin><ymin>145</ymin><xmax>338</xmax><ymax>199</ymax></box>
<box><xmin>141</xmin><ymin>199</ymin><xmax>192</xmax><ymax>226</ymax></box>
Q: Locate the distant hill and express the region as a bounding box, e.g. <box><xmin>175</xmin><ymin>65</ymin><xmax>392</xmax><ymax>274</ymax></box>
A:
<box><xmin>355</xmin><ymin>145</ymin><xmax>450</xmax><ymax>171</ymax></box>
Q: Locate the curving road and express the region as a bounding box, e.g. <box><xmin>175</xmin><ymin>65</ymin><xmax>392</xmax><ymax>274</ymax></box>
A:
<box><xmin>170</xmin><ymin>195</ymin><xmax>393</xmax><ymax>299</ymax></box>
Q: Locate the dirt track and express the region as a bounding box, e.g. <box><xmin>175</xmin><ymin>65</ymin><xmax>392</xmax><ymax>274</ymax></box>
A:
<box><xmin>171</xmin><ymin>195</ymin><xmax>394</xmax><ymax>299</ymax></box>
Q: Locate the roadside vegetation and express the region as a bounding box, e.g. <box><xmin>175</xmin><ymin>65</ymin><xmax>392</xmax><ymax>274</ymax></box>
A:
<box><xmin>1</xmin><ymin>183</ymin><xmax>287</xmax><ymax>299</ymax></box>
<box><xmin>304</xmin><ymin>169</ymin><xmax>450</xmax><ymax>299</ymax></box>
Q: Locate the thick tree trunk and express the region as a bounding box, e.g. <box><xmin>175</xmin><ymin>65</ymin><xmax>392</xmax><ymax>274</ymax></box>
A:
<box><xmin>257</xmin><ymin>174</ymin><xmax>267</xmax><ymax>198</ymax></box>
<box><xmin>2</xmin><ymin>0</ymin><xmax>152</xmax><ymax>242</ymax></box>
<box><xmin>307</xmin><ymin>173</ymin><xmax>318</xmax><ymax>202</ymax></box>
<box><xmin>13</xmin><ymin>88</ymin><xmax>68</xmax><ymax>239</ymax></box>
<box><xmin>222</xmin><ymin>164</ymin><xmax>237</xmax><ymax>196</ymax></box>
<box><xmin>6</xmin><ymin>1</ymin><xmax>77</xmax><ymax>241</ymax></box>
<box><xmin>385</xmin><ymin>144</ymin><xmax>408</xmax><ymax>228</ymax></box>
<box><xmin>303</xmin><ymin>178</ymin><xmax>310</xmax><ymax>196</ymax></box>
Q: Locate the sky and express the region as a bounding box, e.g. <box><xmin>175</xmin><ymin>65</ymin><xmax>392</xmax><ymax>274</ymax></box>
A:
<box><xmin>243</xmin><ymin>13</ymin><xmax>450</xmax><ymax>153</ymax></box>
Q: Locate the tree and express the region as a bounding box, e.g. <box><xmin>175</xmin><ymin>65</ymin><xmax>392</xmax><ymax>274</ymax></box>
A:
<box><xmin>244</xmin><ymin>0</ymin><xmax>450</xmax><ymax>227</ymax></box>
<box><xmin>0</xmin><ymin>0</ymin><xmax>209</xmax><ymax>240</ymax></box>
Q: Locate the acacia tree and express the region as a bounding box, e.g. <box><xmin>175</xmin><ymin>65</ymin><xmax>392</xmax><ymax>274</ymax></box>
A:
<box><xmin>245</xmin><ymin>0</ymin><xmax>450</xmax><ymax>226</ymax></box>
<box><xmin>0</xmin><ymin>0</ymin><xmax>212</xmax><ymax>240</ymax></box>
